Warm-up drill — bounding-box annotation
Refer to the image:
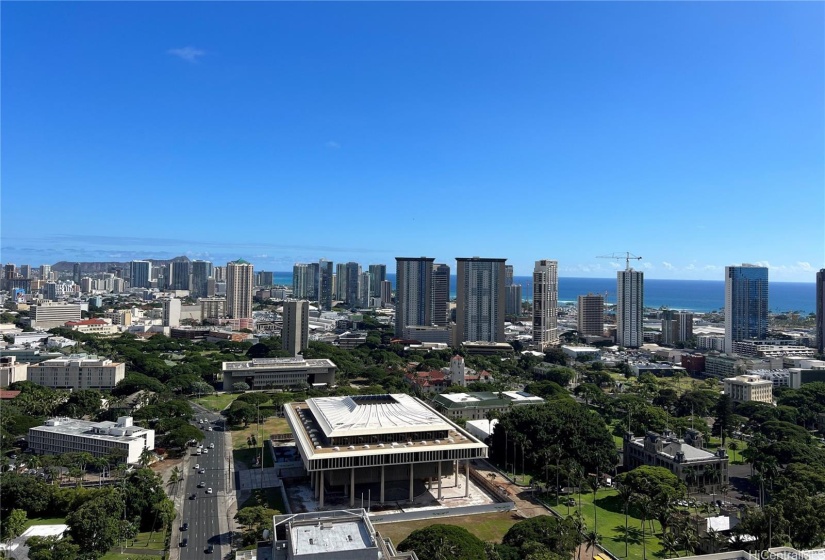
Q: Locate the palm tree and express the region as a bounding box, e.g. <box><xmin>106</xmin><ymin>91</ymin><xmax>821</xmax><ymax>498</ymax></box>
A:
<box><xmin>585</xmin><ymin>530</ymin><xmax>600</xmax><ymax>555</ymax></box>
<box><xmin>661</xmin><ymin>531</ymin><xmax>680</xmax><ymax>558</ymax></box>
<box><xmin>728</xmin><ymin>440</ymin><xmax>739</xmax><ymax>463</ymax></box>
<box><xmin>618</xmin><ymin>484</ymin><xmax>634</xmax><ymax>557</ymax></box>
<box><xmin>138</xmin><ymin>447</ymin><xmax>154</xmax><ymax>467</ymax></box>
<box><xmin>634</xmin><ymin>494</ymin><xmax>653</xmax><ymax>560</ymax></box>
<box><xmin>588</xmin><ymin>475</ymin><xmax>600</xmax><ymax>535</ymax></box>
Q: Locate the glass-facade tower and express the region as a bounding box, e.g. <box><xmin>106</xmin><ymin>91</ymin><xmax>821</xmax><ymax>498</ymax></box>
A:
<box><xmin>725</xmin><ymin>264</ymin><xmax>769</xmax><ymax>354</ymax></box>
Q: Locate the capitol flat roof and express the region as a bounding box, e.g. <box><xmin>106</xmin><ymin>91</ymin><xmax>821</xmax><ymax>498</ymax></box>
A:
<box><xmin>307</xmin><ymin>394</ymin><xmax>451</xmax><ymax>438</ymax></box>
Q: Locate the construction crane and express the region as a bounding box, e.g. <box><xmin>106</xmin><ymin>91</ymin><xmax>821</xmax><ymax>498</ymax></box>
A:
<box><xmin>597</xmin><ymin>252</ymin><xmax>643</xmax><ymax>271</ymax></box>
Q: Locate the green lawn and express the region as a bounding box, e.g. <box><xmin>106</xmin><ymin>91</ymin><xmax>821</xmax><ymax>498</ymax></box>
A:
<box><xmin>24</xmin><ymin>516</ymin><xmax>66</xmax><ymax>529</ymax></box>
<box><xmin>374</xmin><ymin>511</ymin><xmax>521</xmax><ymax>546</ymax></box>
<box><xmin>194</xmin><ymin>392</ymin><xmax>242</xmax><ymax>411</ymax></box>
<box><xmin>100</xmin><ymin>530</ymin><xmax>166</xmax><ymax>559</ymax></box>
<box><xmin>542</xmin><ymin>488</ymin><xmax>677</xmax><ymax>560</ymax></box>
<box><xmin>230</xmin><ymin>417</ymin><xmax>289</xmax><ymax>449</ymax></box>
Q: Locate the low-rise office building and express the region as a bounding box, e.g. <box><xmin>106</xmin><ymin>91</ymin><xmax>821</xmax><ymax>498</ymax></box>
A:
<box><xmin>28</xmin><ymin>416</ymin><xmax>154</xmax><ymax>464</ymax></box>
<box><xmin>561</xmin><ymin>345</ymin><xmax>601</xmax><ymax>361</ymax></box>
<box><xmin>790</xmin><ymin>368</ymin><xmax>825</xmax><ymax>389</ymax></box>
<box><xmin>271</xmin><ymin>509</ymin><xmax>417</xmax><ymax>560</ymax></box>
<box><xmin>431</xmin><ymin>391</ymin><xmax>544</xmax><ymax>421</ymax></box>
<box><xmin>623</xmin><ymin>429</ymin><xmax>728</xmax><ymax>493</ymax></box>
<box><xmin>65</xmin><ymin>318</ymin><xmax>120</xmax><ymax>335</ymax></box>
<box><xmin>285</xmin><ymin>394</ymin><xmax>487</xmax><ymax>508</ymax></box>
<box><xmin>27</xmin><ymin>355</ymin><xmax>126</xmax><ymax>390</ymax></box>
<box><xmin>222</xmin><ymin>357</ymin><xmax>337</xmax><ymax>391</ymax></box>
<box><xmin>723</xmin><ymin>374</ymin><xmax>773</xmax><ymax>403</ymax></box>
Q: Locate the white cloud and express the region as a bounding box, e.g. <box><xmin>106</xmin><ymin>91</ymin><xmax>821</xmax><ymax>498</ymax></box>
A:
<box><xmin>608</xmin><ymin>262</ymin><xmax>620</xmax><ymax>269</ymax></box>
<box><xmin>662</xmin><ymin>261</ymin><xmax>674</xmax><ymax>270</ymax></box>
<box><xmin>796</xmin><ymin>262</ymin><xmax>814</xmax><ymax>272</ymax></box>
<box><xmin>704</xmin><ymin>265</ymin><xmax>718</xmax><ymax>271</ymax></box>
<box><xmin>168</xmin><ymin>46</ymin><xmax>206</xmax><ymax>63</ymax></box>
<box><xmin>643</xmin><ymin>262</ymin><xmax>653</xmax><ymax>270</ymax></box>
<box><xmin>685</xmin><ymin>264</ymin><xmax>696</xmax><ymax>270</ymax></box>
<box><xmin>325</xmin><ymin>141</ymin><xmax>341</xmax><ymax>149</ymax></box>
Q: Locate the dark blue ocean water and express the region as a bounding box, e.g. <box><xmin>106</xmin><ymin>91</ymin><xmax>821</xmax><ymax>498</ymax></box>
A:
<box><xmin>270</xmin><ymin>273</ymin><xmax>816</xmax><ymax>314</ymax></box>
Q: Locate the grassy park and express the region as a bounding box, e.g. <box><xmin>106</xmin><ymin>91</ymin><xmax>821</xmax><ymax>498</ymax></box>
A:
<box><xmin>194</xmin><ymin>392</ymin><xmax>242</xmax><ymax>411</ymax></box>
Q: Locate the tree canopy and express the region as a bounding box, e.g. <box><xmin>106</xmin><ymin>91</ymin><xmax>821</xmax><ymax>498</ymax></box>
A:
<box><xmin>397</xmin><ymin>524</ymin><xmax>487</xmax><ymax>560</ymax></box>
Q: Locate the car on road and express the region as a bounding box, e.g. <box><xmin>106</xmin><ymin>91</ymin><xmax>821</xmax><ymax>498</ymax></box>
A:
<box><xmin>205</xmin><ymin>544</ymin><xmax>214</xmax><ymax>554</ymax></box>
<box><xmin>189</xmin><ymin>493</ymin><xmax>196</xmax><ymax>500</ymax></box>
<box><xmin>207</xmin><ymin>427</ymin><xmax>213</xmax><ymax>431</ymax></box>
<box><xmin>194</xmin><ymin>464</ymin><xmax>199</xmax><ymax>469</ymax></box>
<box><xmin>209</xmin><ymin>443</ymin><xmax>215</xmax><ymax>449</ymax></box>
<box><xmin>198</xmin><ymin>481</ymin><xmax>205</xmax><ymax>488</ymax></box>
<box><xmin>203</xmin><ymin>449</ymin><xmax>208</xmax><ymax>454</ymax></box>
<box><xmin>206</xmin><ymin>488</ymin><xmax>213</xmax><ymax>494</ymax></box>
<box><xmin>181</xmin><ymin>522</ymin><xmax>188</xmax><ymax>531</ymax></box>
<box><xmin>199</xmin><ymin>469</ymin><xmax>206</xmax><ymax>474</ymax></box>
<box><xmin>180</xmin><ymin>538</ymin><xmax>188</xmax><ymax>547</ymax></box>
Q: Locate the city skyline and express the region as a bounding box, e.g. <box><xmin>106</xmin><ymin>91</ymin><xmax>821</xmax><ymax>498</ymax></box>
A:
<box><xmin>3</xmin><ymin>2</ymin><xmax>823</xmax><ymax>281</ymax></box>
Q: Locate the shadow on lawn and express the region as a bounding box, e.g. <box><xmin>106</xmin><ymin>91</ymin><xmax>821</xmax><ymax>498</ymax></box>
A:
<box><xmin>594</xmin><ymin>494</ymin><xmax>627</xmax><ymax>515</ymax></box>
<box><xmin>610</xmin><ymin>525</ymin><xmax>645</xmax><ymax>546</ymax></box>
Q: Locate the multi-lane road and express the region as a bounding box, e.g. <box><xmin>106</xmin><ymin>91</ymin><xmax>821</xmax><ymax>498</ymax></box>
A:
<box><xmin>176</xmin><ymin>409</ymin><xmax>232</xmax><ymax>558</ymax></box>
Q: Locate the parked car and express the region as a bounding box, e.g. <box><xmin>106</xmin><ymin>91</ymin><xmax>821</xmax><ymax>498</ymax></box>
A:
<box><xmin>189</xmin><ymin>493</ymin><xmax>196</xmax><ymax>500</ymax></box>
<box><xmin>194</xmin><ymin>464</ymin><xmax>199</xmax><ymax>470</ymax></box>
<box><xmin>181</xmin><ymin>522</ymin><xmax>188</xmax><ymax>531</ymax></box>
<box><xmin>180</xmin><ymin>538</ymin><xmax>188</xmax><ymax>547</ymax></box>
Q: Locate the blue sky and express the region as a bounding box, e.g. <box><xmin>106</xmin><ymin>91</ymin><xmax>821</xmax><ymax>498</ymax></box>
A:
<box><xmin>2</xmin><ymin>2</ymin><xmax>823</xmax><ymax>281</ymax></box>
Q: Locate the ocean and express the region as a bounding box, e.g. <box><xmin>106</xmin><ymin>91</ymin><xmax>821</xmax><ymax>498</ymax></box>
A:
<box><xmin>269</xmin><ymin>273</ymin><xmax>816</xmax><ymax>314</ymax></box>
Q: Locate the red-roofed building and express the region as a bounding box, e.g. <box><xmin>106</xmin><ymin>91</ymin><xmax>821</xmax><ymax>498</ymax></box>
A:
<box><xmin>403</xmin><ymin>370</ymin><xmax>450</xmax><ymax>394</ymax></box>
<box><xmin>65</xmin><ymin>318</ymin><xmax>118</xmax><ymax>335</ymax></box>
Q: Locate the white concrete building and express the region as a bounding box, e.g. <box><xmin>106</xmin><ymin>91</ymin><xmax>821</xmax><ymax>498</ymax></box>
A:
<box><xmin>723</xmin><ymin>374</ymin><xmax>773</xmax><ymax>403</ymax></box>
<box><xmin>285</xmin><ymin>394</ymin><xmax>487</xmax><ymax>508</ymax></box>
<box><xmin>162</xmin><ymin>298</ymin><xmax>181</xmax><ymax>327</ymax></box>
<box><xmin>617</xmin><ymin>268</ymin><xmax>644</xmax><ymax>348</ymax></box>
<box><xmin>222</xmin><ymin>357</ymin><xmax>336</xmax><ymax>391</ymax></box>
<box><xmin>0</xmin><ymin>356</ymin><xmax>28</xmax><ymax>387</ymax></box>
<box><xmin>28</xmin><ymin>416</ymin><xmax>154</xmax><ymax>464</ymax></box>
<box><xmin>29</xmin><ymin>302</ymin><xmax>82</xmax><ymax>329</ymax></box>
<box><xmin>27</xmin><ymin>355</ymin><xmax>126</xmax><ymax>390</ymax></box>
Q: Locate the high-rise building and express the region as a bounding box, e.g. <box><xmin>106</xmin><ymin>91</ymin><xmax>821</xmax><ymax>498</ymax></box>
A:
<box><xmin>380</xmin><ymin>280</ymin><xmax>392</xmax><ymax>307</ymax></box>
<box><xmin>818</xmin><ymin>269</ymin><xmax>825</xmax><ymax>355</ymax></box>
<box><xmin>358</xmin><ymin>272</ymin><xmax>371</xmax><ymax>308</ymax></box>
<box><xmin>258</xmin><ymin>271</ymin><xmax>274</xmax><ymax>287</ymax></box>
<box><xmin>200</xmin><ymin>297</ymin><xmax>227</xmax><ymax>321</ymax></box>
<box><xmin>368</xmin><ymin>265</ymin><xmax>387</xmax><ymax>298</ymax></box>
<box><xmin>335</xmin><ymin>263</ymin><xmax>348</xmax><ymax>301</ymax></box>
<box><xmin>162</xmin><ymin>298</ymin><xmax>182</xmax><ymax>327</ymax></box>
<box><xmin>191</xmin><ymin>260</ymin><xmax>213</xmax><ymax>299</ymax></box>
<box><xmin>43</xmin><ymin>282</ymin><xmax>58</xmax><ymax>301</ymax></box>
<box><xmin>129</xmin><ymin>260</ymin><xmax>152</xmax><ymax>289</ymax></box>
<box><xmin>282</xmin><ymin>300</ymin><xmax>309</xmax><ymax>357</ymax></box>
<box><xmin>226</xmin><ymin>259</ymin><xmax>254</xmax><ymax>320</ymax></box>
<box><xmin>344</xmin><ymin>263</ymin><xmax>361</xmax><ymax>307</ymax></box>
<box><xmin>80</xmin><ymin>277</ymin><xmax>93</xmax><ymax>293</ymax></box>
<box><xmin>318</xmin><ymin>260</ymin><xmax>334</xmax><ymax>311</ymax></box>
<box><xmin>20</xmin><ymin>265</ymin><xmax>32</xmax><ymax>280</ymax></box>
<box><xmin>213</xmin><ymin>266</ymin><xmax>226</xmax><ymax>282</ymax></box>
<box><xmin>532</xmin><ymin>259</ymin><xmax>559</xmax><ymax>349</ymax></box>
<box><xmin>725</xmin><ymin>264</ymin><xmax>769</xmax><ymax>354</ymax></box>
<box><xmin>170</xmin><ymin>260</ymin><xmax>191</xmax><ymax>291</ymax></box>
<box><xmin>454</xmin><ymin>257</ymin><xmax>506</xmax><ymax>345</ymax></box>
<box><xmin>577</xmin><ymin>294</ymin><xmax>604</xmax><ymax>336</ymax></box>
<box><xmin>617</xmin><ymin>268</ymin><xmax>644</xmax><ymax>348</ymax></box>
<box><xmin>661</xmin><ymin>310</ymin><xmax>694</xmax><ymax>345</ymax></box>
<box><xmin>505</xmin><ymin>265</ymin><xmax>514</xmax><ymax>288</ymax></box>
<box><xmin>3</xmin><ymin>264</ymin><xmax>15</xmax><ymax>280</ymax></box>
<box><xmin>395</xmin><ymin>257</ymin><xmax>435</xmax><ymax>337</ymax></box>
<box><xmin>293</xmin><ymin>263</ymin><xmax>319</xmax><ymax>300</ymax></box>
<box><xmin>72</xmin><ymin>263</ymin><xmax>81</xmax><ymax>284</ymax></box>
<box><xmin>39</xmin><ymin>265</ymin><xmax>51</xmax><ymax>281</ymax></box>
<box><xmin>505</xmin><ymin>285</ymin><xmax>523</xmax><ymax>317</ymax></box>
<box><xmin>432</xmin><ymin>264</ymin><xmax>450</xmax><ymax>327</ymax></box>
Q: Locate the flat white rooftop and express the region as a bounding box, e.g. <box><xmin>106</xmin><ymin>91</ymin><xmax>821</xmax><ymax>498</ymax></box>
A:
<box><xmin>291</xmin><ymin>520</ymin><xmax>372</xmax><ymax>556</ymax></box>
<box><xmin>308</xmin><ymin>394</ymin><xmax>451</xmax><ymax>438</ymax></box>
<box><xmin>223</xmin><ymin>357</ymin><xmax>335</xmax><ymax>370</ymax></box>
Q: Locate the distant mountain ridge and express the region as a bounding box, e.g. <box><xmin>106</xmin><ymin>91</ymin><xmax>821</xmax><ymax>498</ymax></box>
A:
<box><xmin>51</xmin><ymin>256</ymin><xmax>191</xmax><ymax>273</ymax></box>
